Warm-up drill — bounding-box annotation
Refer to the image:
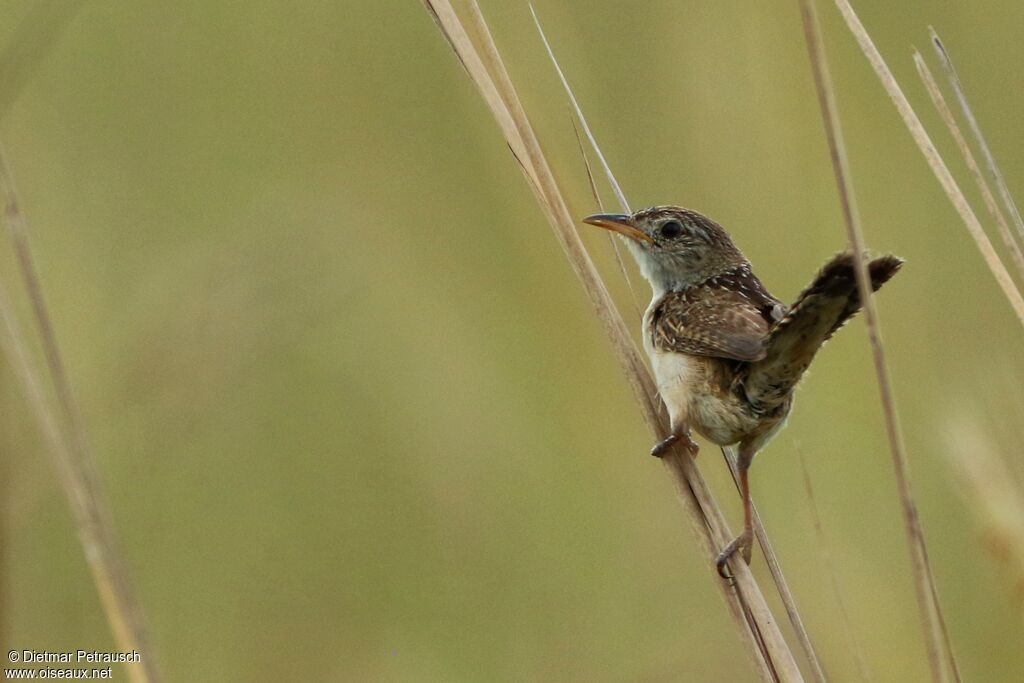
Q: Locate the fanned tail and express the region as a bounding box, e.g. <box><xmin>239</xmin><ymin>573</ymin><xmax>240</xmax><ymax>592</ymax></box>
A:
<box><xmin>741</xmin><ymin>252</ymin><xmax>903</xmax><ymax>413</ymax></box>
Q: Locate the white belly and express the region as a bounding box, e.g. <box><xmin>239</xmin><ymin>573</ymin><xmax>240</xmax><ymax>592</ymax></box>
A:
<box><xmin>648</xmin><ymin>349</ymin><xmax>696</xmax><ymax>430</ymax></box>
<box><xmin>643</xmin><ymin>302</ymin><xmax>698</xmax><ymax>432</ymax></box>
<box><xmin>643</xmin><ymin>302</ymin><xmax>763</xmax><ymax>446</ymax></box>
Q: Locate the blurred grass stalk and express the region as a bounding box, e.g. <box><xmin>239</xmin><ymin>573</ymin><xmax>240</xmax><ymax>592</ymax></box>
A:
<box><xmin>421</xmin><ymin>1</ymin><xmax>806</xmax><ymax>680</ymax></box>
<box><xmin>0</xmin><ymin>151</ymin><xmax>159</xmax><ymax>683</ymax></box>
<box><xmin>913</xmin><ymin>20</ymin><xmax>1024</xmax><ymax>619</ymax></box>
<box><xmin>0</xmin><ymin>4</ymin><xmax>158</xmax><ymax>680</ymax></box>
<box><xmin>945</xmin><ymin>421</ymin><xmax>1024</xmax><ymax>610</ymax></box>
<box><xmin>812</xmin><ymin>2</ymin><xmax>963</xmax><ymax>682</ymax></box>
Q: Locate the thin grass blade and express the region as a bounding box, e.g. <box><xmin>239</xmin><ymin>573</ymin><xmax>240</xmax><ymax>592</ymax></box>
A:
<box><xmin>529</xmin><ymin>4</ymin><xmax>630</xmax><ymax>215</ymax></box>
<box><xmin>930</xmin><ymin>29</ymin><xmax>1024</xmax><ymax>247</ymax></box>
<box><xmin>0</xmin><ymin>150</ymin><xmax>160</xmax><ymax>683</ymax></box>
<box><xmin>913</xmin><ymin>51</ymin><xmax>1024</xmax><ymax>281</ymax></box>
<box><xmin>569</xmin><ymin>116</ymin><xmax>644</xmax><ymax>321</ymax></box>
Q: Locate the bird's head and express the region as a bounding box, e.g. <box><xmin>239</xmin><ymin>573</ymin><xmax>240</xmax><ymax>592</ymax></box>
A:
<box><xmin>583</xmin><ymin>206</ymin><xmax>747</xmax><ymax>293</ymax></box>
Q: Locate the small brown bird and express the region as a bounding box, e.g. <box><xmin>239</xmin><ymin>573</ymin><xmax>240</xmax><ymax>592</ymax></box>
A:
<box><xmin>584</xmin><ymin>206</ymin><xmax>902</xmax><ymax>576</ymax></box>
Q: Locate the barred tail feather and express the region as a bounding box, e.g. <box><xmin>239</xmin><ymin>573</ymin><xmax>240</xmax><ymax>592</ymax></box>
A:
<box><xmin>741</xmin><ymin>252</ymin><xmax>903</xmax><ymax>412</ymax></box>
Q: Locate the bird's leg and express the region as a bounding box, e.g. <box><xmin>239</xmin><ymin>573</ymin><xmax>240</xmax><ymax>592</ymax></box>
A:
<box><xmin>716</xmin><ymin>447</ymin><xmax>755</xmax><ymax>579</ymax></box>
<box><xmin>650</xmin><ymin>428</ymin><xmax>699</xmax><ymax>458</ymax></box>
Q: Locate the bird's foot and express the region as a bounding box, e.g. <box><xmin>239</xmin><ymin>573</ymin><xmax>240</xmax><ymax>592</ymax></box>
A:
<box><xmin>715</xmin><ymin>529</ymin><xmax>753</xmax><ymax>580</ymax></box>
<box><xmin>650</xmin><ymin>432</ymin><xmax>699</xmax><ymax>458</ymax></box>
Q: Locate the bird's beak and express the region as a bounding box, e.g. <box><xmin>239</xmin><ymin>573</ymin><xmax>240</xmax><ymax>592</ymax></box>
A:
<box><xmin>582</xmin><ymin>213</ymin><xmax>654</xmax><ymax>243</ymax></box>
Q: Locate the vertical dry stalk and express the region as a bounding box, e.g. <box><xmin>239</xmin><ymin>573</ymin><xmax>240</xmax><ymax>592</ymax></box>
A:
<box><xmin>422</xmin><ymin>2</ymin><xmax>803</xmax><ymax>680</ymax></box>
<box><xmin>830</xmin><ymin>0</ymin><xmax>1024</xmax><ymax>329</ymax></box>
<box><xmin>0</xmin><ymin>152</ymin><xmax>159</xmax><ymax>683</ymax></box>
<box><xmin>802</xmin><ymin>2</ymin><xmax>960</xmax><ymax>682</ymax></box>
<box><xmin>912</xmin><ymin>52</ymin><xmax>1024</xmax><ymax>281</ymax></box>
<box><xmin>929</xmin><ymin>29</ymin><xmax>1024</xmax><ymax>247</ymax></box>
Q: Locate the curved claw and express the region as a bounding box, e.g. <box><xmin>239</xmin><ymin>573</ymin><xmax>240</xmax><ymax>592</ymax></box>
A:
<box><xmin>650</xmin><ymin>432</ymin><xmax>699</xmax><ymax>458</ymax></box>
<box><xmin>715</xmin><ymin>530</ymin><xmax>753</xmax><ymax>579</ymax></box>
<box><xmin>650</xmin><ymin>435</ymin><xmax>677</xmax><ymax>457</ymax></box>
<box><xmin>717</xmin><ymin>560</ymin><xmax>734</xmax><ymax>582</ymax></box>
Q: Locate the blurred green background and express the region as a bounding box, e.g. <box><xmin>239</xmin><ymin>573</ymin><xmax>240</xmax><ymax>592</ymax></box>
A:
<box><xmin>1</xmin><ymin>0</ymin><xmax>1022</xmax><ymax>680</ymax></box>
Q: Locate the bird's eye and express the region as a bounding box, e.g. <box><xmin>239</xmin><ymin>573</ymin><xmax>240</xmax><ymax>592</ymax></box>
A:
<box><xmin>660</xmin><ymin>220</ymin><xmax>684</xmax><ymax>239</ymax></box>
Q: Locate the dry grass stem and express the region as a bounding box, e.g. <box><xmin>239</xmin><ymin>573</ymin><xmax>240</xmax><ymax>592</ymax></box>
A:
<box><xmin>422</xmin><ymin>1</ymin><xmax>804</xmax><ymax>680</ymax></box>
<box><xmin>0</xmin><ymin>152</ymin><xmax>98</xmax><ymax>483</ymax></box>
<box><xmin>913</xmin><ymin>51</ymin><xmax>1024</xmax><ymax>281</ymax></box>
<box><xmin>0</xmin><ymin>150</ymin><xmax>159</xmax><ymax>683</ymax></box>
<box><xmin>806</xmin><ymin>2</ymin><xmax>961</xmax><ymax>681</ymax></box>
<box><xmin>929</xmin><ymin>29</ymin><xmax>1024</xmax><ymax>246</ymax></box>
<box><xmin>569</xmin><ymin>118</ymin><xmax>643</xmax><ymax>322</ymax></box>
<box><xmin>797</xmin><ymin>449</ymin><xmax>873</xmax><ymax>683</ymax></box>
<box><xmin>529</xmin><ymin>4</ymin><xmax>629</xmax><ymax>215</ymax></box>
<box><xmin>721</xmin><ymin>447</ymin><xmax>828</xmax><ymax>683</ymax></box>
<box><xmin>945</xmin><ymin>423</ymin><xmax>1024</xmax><ymax>609</ymax></box>
<box><xmin>830</xmin><ymin>0</ymin><xmax>1024</xmax><ymax>329</ymax></box>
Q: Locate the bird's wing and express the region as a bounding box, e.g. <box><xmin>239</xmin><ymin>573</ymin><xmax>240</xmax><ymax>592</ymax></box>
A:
<box><xmin>649</xmin><ymin>287</ymin><xmax>771</xmax><ymax>362</ymax></box>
